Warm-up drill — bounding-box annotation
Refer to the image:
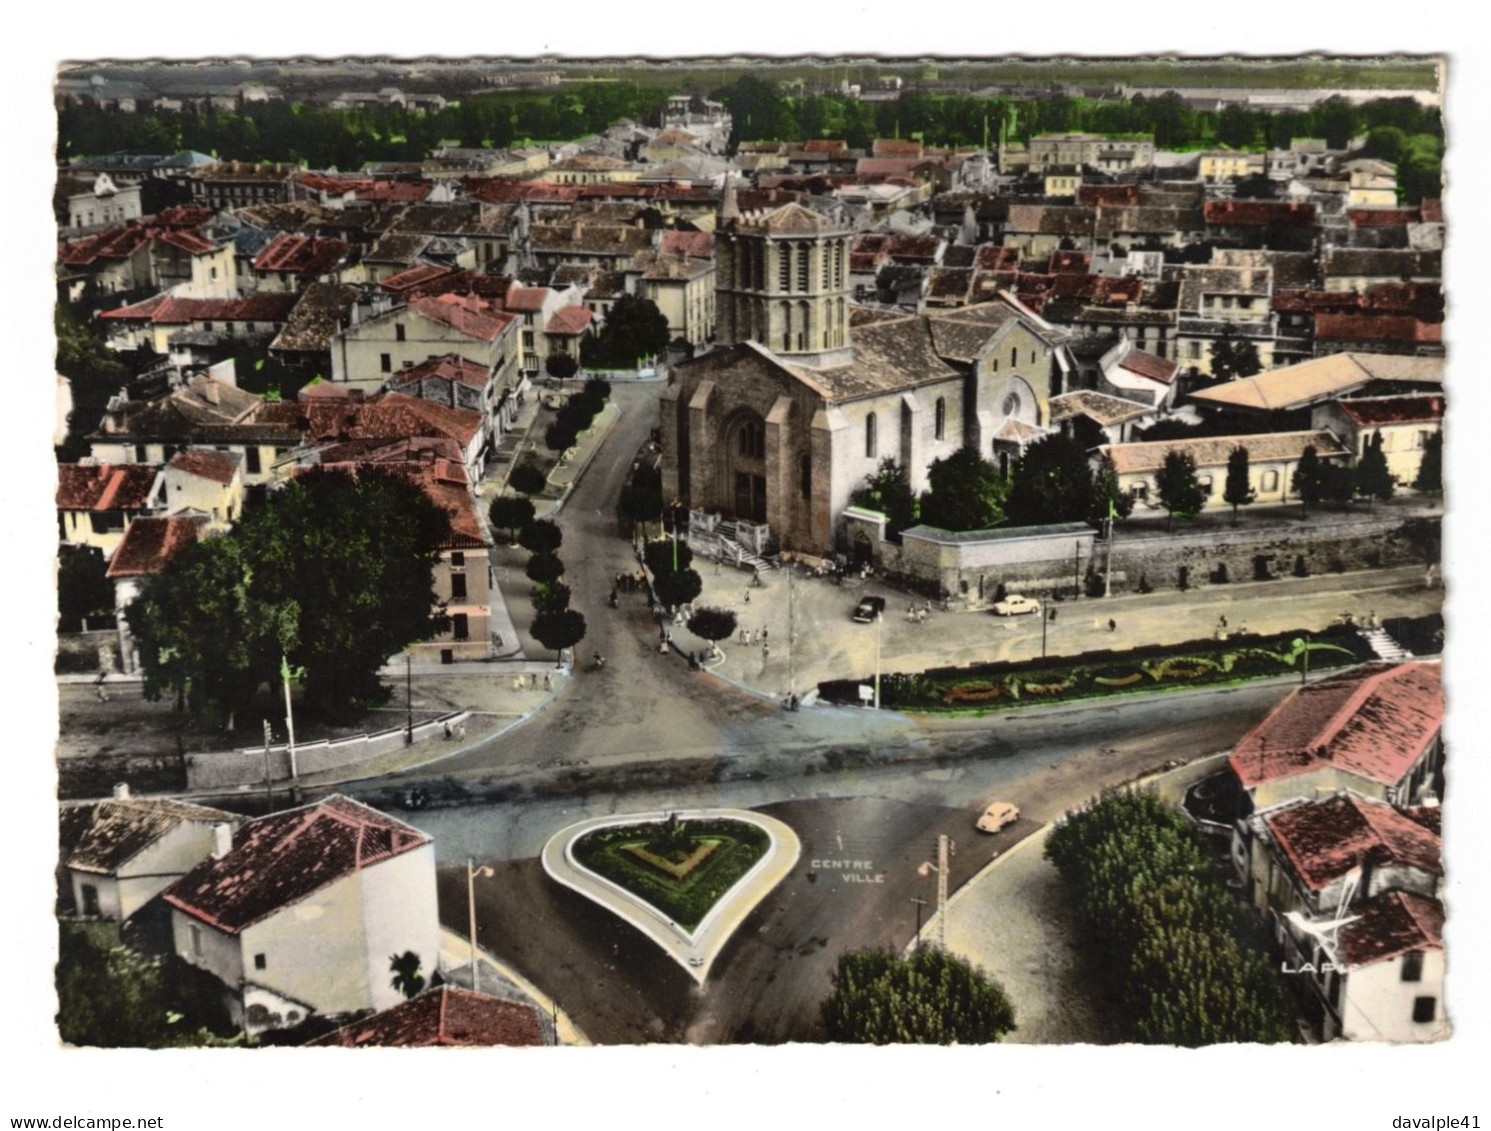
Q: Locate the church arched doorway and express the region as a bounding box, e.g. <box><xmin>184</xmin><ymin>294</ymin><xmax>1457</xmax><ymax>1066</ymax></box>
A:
<box><xmin>722</xmin><ymin>410</ymin><xmax>768</xmax><ymax>523</ymax></box>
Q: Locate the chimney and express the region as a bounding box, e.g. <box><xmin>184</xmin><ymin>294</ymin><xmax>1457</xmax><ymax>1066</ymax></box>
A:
<box><xmin>112</xmin><ymin>782</ymin><xmax>130</xmax><ymax>801</ymax></box>
<box><xmin>211</xmin><ymin>822</ymin><xmax>233</xmax><ymax>860</ymax></box>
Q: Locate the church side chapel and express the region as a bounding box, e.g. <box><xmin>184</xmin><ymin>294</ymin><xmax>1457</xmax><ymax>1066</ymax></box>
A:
<box><xmin>659</xmin><ymin>182</ymin><xmax>1071</xmax><ymax>558</ymax></box>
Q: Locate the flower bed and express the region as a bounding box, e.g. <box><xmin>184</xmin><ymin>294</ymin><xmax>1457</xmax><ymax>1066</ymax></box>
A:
<box><xmin>818</xmin><ymin>625</ymin><xmax>1385</xmax><ymax>714</ymax></box>
<box><xmin>572</xmin><ymin>818</ymin><xmax>769</xmax><ymax>930</ymax></box>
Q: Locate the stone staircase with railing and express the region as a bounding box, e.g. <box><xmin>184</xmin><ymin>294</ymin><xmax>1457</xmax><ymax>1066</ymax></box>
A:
<box><xmin>685</xmin><ymin>512</ymin><xmax>780</xmax><ymax>572</ymax></box>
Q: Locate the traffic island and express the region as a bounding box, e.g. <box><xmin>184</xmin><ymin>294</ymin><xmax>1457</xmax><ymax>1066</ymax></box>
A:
<box><xmin>541</xmin><ymin>809</ymin><xmax>800</xmax><ymax>984</ymax></box>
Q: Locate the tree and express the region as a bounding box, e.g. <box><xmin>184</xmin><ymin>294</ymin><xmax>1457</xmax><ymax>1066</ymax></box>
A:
<box><xmin>544</xmin><ymin>418</ymin><xmax>579</xmax><ymax>454</ymax></box>
<box><xmin>57</xmin><ymin>545</ymin><xmax>114</xmax><ymax>630</ymax></box>
<box><xmin>820</xmin><ymin>948</ymin><xmax>1017</xmax><ymax>1045</ymax></box>
<box><xmin>488</xmin><ymin>494</ymin><xmax>535</xmax><ymax>544</ymax></box>
<box><xmin>583</xmin><ymin>376</ymin><xmax>612</xmax><ymax>402</ymax></box>
<box><xmin>580</xmin><ymin>293</ymin><xmax>670</xmax><ymax>370</ymax></box>
<box><xmin>1318</xmin><ymin>461</ymin><xmax>1357</xmax><ymax>508</ymax></box>
<box><xmin>517</xmin><ymin>518</ymin><xmax>563</xmax><ymax>556</ymax></box>
<box><xmin>1207</xmin><ymin>324</ymin><xmax>1263</xmax><ymax>382</ymax></box>
<box><xmin>1004</xmin><ymin>434</ymin><xmax>1098</xmax><ymax>527</ymax></box>
<box><xmin>617</xmin><ymin>463</ymin><xmax>665</xmax><ymax>529</ymax></box>
<box><xmin>1355</xmin><ymin>430</ymin><xmax>1395</xmax><ymax>510</ymax></box>
<box><xmin>530</xmin><ymin>608</ymin><xmax>586</xmax><ymax>666</ymax></box>
<box><xmin>1292</xmin><ymin>445</ymin><xmax>1322</xmax><ymax>516</ymax></box>
<box><xmin>532</xmin><ymin>581</ymin><xmax>572</xmax><ymax>614</ymax></box>
<box><xmin>1089</xmin><ymin>453</ymin><xmax>1134</xmax><ymax>526</ymax></box>
<box><xmin>388</xmin><ymin>951</ymin><xmax>425</xmax><ymax>1001</ymax></box>
<box><xmin>686</xmin><ymin>606</ymin><xmax>737</xmax><ymax>660</ymax></box>
<box><xmin>653</xmin><ymin>566</ymin><xmax>703</xmax><ymax>612</ymax></box>
<box><xmin>525</xmin><ymin>552</ymin><xmax>565</xmax><ymax>585</ymax></box>
<box><xmin>1155</xmin><ymin>450</ymin><xmax>1206</xmax><ymax>531</ymax></box>
<box><xmin>509</xmin><ymin>461</ymin><xmax>548</xmax><ymax>497</ymax></box>
<box><xmin>1223</xmin><ymin>446</ymin><xmax>1256</xmax><ymax>526</ymax></box>
<box><xmin>1414</xmin><ymin>431</ymin><xmax>1442</xmax><ymax>495</ymax></box>
<box><xmin>644</xmin><ymin>538</ymin><xmax>695</xmax><ymax>578</ymax></box>
<box><xmin>848</xmin><ymin>458</ymin><xmax>917</xmax><ymax>543</ymax></box>
<box><xmin>544</xmin><ymin>352</ymin><xmax>579</xmax><ymax>380</ymax></box>
<box><xmin>918</xmin><ymin>449</ymin><xmax>1006</xmax><ymax>533</ymax></box>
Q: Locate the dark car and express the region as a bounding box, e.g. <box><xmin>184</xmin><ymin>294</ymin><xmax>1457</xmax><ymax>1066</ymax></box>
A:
<box><xmin>852</xmin><ymin>595</ymin><xmax>887</xmax><ymax>623</ymax></box>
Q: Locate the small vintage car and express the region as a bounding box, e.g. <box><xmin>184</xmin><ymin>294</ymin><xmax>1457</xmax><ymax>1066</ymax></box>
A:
<box><xmin>975</xmin><ymin>801</ymin><xmax>1021</xmax><ymax>834</ymax></box>
<box><xmin>851</xmin><ymin>595</ymin><xmax>887</xmax><ymax>623</ymax></box>
<box><xmin>992</xmin><ymin>594</ymin><xmax>1041</xmax><ymax>617</ymax></box>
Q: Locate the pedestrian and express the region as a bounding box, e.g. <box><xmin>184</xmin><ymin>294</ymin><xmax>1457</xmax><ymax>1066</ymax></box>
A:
<box><xmin>1108</xmin><ymin>618</ymin><xmax>1117</xmax><ymax>633</ymax></box>
<box><xmin>1239</xmin><ymin>620</ymin><xmax>1248</xmax><ymax>635</ymax></box>
<box><xmin>531</xmin><ymin>672</ymin><xmax>539</xmax><ymax>690</ymax></box>
<box><xmin>544</xmin><ymin>673</ymin><xmax>552</xmax><ymax>691</ymax></box>
<box><xmin>762</xmin><ymin>628</ymin><xmax>768</xmax><ymax>644</ymax></box>
<box><xmin>1049</xmin><ymin>607</ymin><xmax>1057</xmax><ymax>623</ymax></box>
<box><xmin>744</xmin><ymin>589</ymin><xmax>751</xmax><ymax>604</ymax></box>
<box><xmin>495</xmin><ymin>633</ymin><xmax>503</xmax><ymax>650</ymax></box>
<box><xmin>739</xmin><ymin>627</ymin><xmax>748</xmax><ymax>645</ymax></box>
<box><xmin>763</xmin><ymin>643</ymin><xmax>770</xmax><ymax>661</ymax></box>
<box><xmin>1220</xmin><ymin>614</ymin><xmax>1228</xmax><ymax>629</ymax></box>
<box><xmin>443</xmin><ymin>721</ymin><xmax>453</xmax><ymax>740</ymax></box>
<box><xmin>457</xmin><ymin>723</ymin><xmax>466</xmax><ymax>741</ymax></box>
<box><xmin>95</xmin><ymin>682</ymin><xmax>108</xmax><ymax>703</ymax></box>
<box><xmin>512</xmin><ymin>675</ymin><xmax>524</xmax><ymax>692</ymax></box>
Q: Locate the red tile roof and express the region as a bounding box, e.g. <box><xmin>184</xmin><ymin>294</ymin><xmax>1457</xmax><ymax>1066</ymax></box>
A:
<box><xmin>105</xmin><ymin>515</ymin><xmax>206</xmax><ymax>578</ymax></box>
<box><xmin>154</xmin><ymin>206</ymin><xmax>215</xmax><ymax>229</ymax></box>
<box><xmin>355</xmin><ymin>181</ymin><xmax>433</xmax><ymax>204</ymax></box>
<box><xmin>1314</xmin><ymin>314</ymin><xmax>1443</xmax><ymax>345</ymax></box>
<box><xmin>1079</xmin><ymin>184</ymin><xmax>1141</xmax><ymax>207</ymax></box>
<box><xmin>804</xmin><ymin>138</ymin><xmax>850</xmax><ymax>154</ymax></box>
<box><xmin>407</xmin><ymin>293</ymin><xmax>515</xmax><ymax>342</ymax></box>
<box><xmin>265</xmin><ymin>392</ymin><xmax>483</xmax><ymax>451</ymax></box>
<box><xmin>1117</xmin><ymin>348</ymin><xmax>1177</xmax><ymax>384</ymax></box>
<box><xmin>1338</xmin><ymin>891</ymin><xmax>1443</xmax><ymax>968</ymax></box>
<box><xmin>658</xmin><ymin>230</ymin><xmax>713</xmax><ymax>260</ymax></box>
<box><xmin>1348</xmin><ymin>208</ymin><xmax>1421</xmax><ymax>228</ymax></box>
<box><xmin>310</xmin><ymin>987</ymin><xmax>546</xmax><ymax>1047</ymax></box>
<box><xmin>856</xmin><ymin>157</ymin><xmax>921</xmax><ymax>178</ymax></box>
<box><xmin>167</xmin><ymin>448</ymin><xmax>240</xmax><ymax>485</ymax></box>
<box><xmin>378</xmin><ymin>264</ymin><xmax>463</xmax><ymax>296</ymax></box>
<box><xmin>253</xmin><ymin>233</ymin><xmax>349</xmax><ymax>276</ymax></box>
<box><xmin>872</xmin><ymin>138</ymin><xmax>923</xmax><ymax>158</ymax></box>
<box><xmin>156</xmin><ymin>230</ymin><xmax>218</xmax><ymax>255</ymax></box>
<box><xmin>56</xmin><ymin>463</ymin><xmax>159</xmax><ymax>511</ymax></box>
<box><xmin>389</xmin><ymin>354</ymin><xmax>491</xmax><ymax>391</ymax></box>
<box><xmin>1265</xmin><ymin>793</ymin><xmax>1441</xmax><ymax>892</ymax></box>
<box><xmin>975</xmin><ymin>245</ymin><xmax>1021</xmax><ymax>272</ymax></box>
<box><xmin>1229</xmin><ymin>663</ymin><xmax>1443</xmax><ymax>791</ymax></box>
<box><xmin>503</xmin><ymin>285</ymin><xmax>549</xmax><ymax>313</ymax></box>
<box><xmin>1335</xmin><ymin>395</ymin><xmax>1444</xmax><ymax>427</ymax></box>
<box><xmin>100</xmin><ymin>293</ymin><xmax>299</xmax><ymax>325</ymax></box>
<box><xmin>163</xmin><ymin>795</ymin><xmax>430</xmax><ymax>934</ymax></box>
<box><xmin>545</xmin><ymin>305</ymin><xmax>593</xmax><ymax>335</ymax></box>
<box><xmin>1204</xmin><ymin>200</ymin><xmax>1317</xmax><ymax>227</ymax></box>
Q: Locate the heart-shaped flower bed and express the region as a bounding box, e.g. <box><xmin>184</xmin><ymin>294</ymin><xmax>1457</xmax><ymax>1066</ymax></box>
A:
<box><xmin>542</xmin><ymin>809</ymin><xmax>800</xmax><ymax>982</ymax></box>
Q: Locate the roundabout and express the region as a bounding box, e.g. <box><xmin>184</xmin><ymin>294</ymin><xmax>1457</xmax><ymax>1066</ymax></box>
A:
<box><xmin>541</xmin><ymin>808</ymin><xmax>801</xmax><ymax>984</ymax></box>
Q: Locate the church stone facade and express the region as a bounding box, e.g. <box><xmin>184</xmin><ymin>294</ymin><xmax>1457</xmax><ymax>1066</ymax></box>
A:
<box><xmin>659</xmin><ymin>197</ymin><xmax>1069</xmax><ymax>557</ymax></box>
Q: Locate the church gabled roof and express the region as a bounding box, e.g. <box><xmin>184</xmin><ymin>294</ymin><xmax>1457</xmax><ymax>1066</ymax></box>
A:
<box><xmin>731</xmin><ymin>201</ymin><xmax>848</xmax><ymax>236</ymax></box>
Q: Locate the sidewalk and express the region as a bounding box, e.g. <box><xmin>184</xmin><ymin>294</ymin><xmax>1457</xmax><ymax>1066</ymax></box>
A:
<box><xmin>917</xmin><ymin>752</ymin><xmax>1230</xmax><ymax>1044</ymax></box>
<box><xmin>437</xmin><ymin>926</ymin><xmax>589</xmax><ymax>1046</ymax></box>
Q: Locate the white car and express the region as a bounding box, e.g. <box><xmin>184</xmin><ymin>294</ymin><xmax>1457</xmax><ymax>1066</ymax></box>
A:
<box><xmin>975</xmin><ymin>802</ymin><xmax>1021</xmax><ymax>834</ymax></box>
<box><xmin>992</xmin><ymin>594</ymin><xmax>1041</xmax><ymax>617</ymax></box>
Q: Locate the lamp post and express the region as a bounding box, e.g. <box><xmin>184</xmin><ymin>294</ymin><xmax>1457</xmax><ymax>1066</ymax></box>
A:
<box><xmin>917</xmin><ymin>835</ymin><xmax>954</xmax><ymax>949</ymax></box>
<box><xmin>910</xmin><ymin>897</ymin><xmax>928</xmax><ymax>951</ymax></box>
<box><xmin>405</xmin><ymin>654</ymin><xmax>414</xmax><ymax>746</ymax></box>
<box><xmin>467</xmin><ymin>857</ymin><xmax>495</xmax><ymax>991</ymax></box>
<box><xmin>873</xmin><ymin>610</ymin><xmax>882</xmax><ymax>710</ymax></box>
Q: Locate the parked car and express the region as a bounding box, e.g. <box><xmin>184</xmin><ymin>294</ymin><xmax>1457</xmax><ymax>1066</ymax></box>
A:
<box><xmin>851</xmin><ymin>595</ymin><xmax>886</xmax><ymax>623</ymax></box>
<box><xmin>992</xmin><ymin>594</ymin><xmax>1041</xmax><ymax>616</ymax></box>
<box><xmin>975</xmin><ymin>801</ymin><xmax>1020</xmax><ymax>834</ymax></box>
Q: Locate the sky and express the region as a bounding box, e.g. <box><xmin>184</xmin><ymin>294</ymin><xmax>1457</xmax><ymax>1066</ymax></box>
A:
<box><xmin>4</xmin><ymin>5</ymin><xmax>1485</xmax><ymax>1128</ymax></box>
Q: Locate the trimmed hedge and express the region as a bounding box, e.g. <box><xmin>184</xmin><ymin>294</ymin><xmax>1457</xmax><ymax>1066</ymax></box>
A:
<box><xmin>573</xmin><ymin>818</ymin><xmax>769</xmax><ymax>930</ymax></box>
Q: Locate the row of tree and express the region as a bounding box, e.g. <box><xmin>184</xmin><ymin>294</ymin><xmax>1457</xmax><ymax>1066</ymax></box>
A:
<box><xmin>512</xmin><ymin>516</ymin><xmax>588</xmax><ymax>665</ymax></box>
<box><xmin>849</xmin><ymin>436</ymin><xmax>1132</xmax><ymax>540</ymax></box>
<box><xmin>544</xmin><ymin>375</ymin><xmax>611</xmax><ymax>454</ymax></box>
<box><xmin>1044</xmin><ymin>789</ymin><xmax>1296</xmax><ymax>1046</ymax></box>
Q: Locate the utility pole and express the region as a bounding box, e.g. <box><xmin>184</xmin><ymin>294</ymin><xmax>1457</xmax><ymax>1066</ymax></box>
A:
<box><xmin>911</xmin><ymin>897</ymin><xmax>928</xmax><ymax>951</ymax></box>
<box><xmin>1104</xmin><ymin>514</ymin><xmax>1115</xmax><ymax>599</ymax></box>
<box><xmin>405</xmin><ymin>654</ymin><xmax>414</xmax><ymax>746</ymax></box>
<box><xmin>280</xmin><ymin>655</ymin><xmax>299</xmax><ymax>787</ymax></box>
<box><xmin>787</xmin><ymin>563</ymin><xmax>795</xmax><ymax>702</ymax></box>
<box><xmin>873</xmin><ymin>610</ymin><xmax>882</xmax><ymax>710</ymax></box>
<box><xmin>1042</xmin><ymin>605</ymin><xmax>1049</xmax><ymax>659</ymax></box>
<box><xmin>467</xmin><ymin>857</ymin><xmax>494</xmax><ymax>991</ymax></box>
<box><xmin>1073</xmin><ymin>541</ymin><xmax>1081</xmax><ymax>600</ymax></box>
<box><xmin>262</xmin><ymin>719</ymin><xmax>274</xmax><ymax>813</ymax></box>
<box><xmin>936</xmin><ymin>834</ymin><xmax>952</xmax><ymax>949</ymax></box>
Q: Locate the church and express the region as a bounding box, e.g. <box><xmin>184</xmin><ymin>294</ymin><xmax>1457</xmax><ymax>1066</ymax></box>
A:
<box><xmin>658</xmin><ymin>186</ymin><xmax>1072</xmax><ymax>557</ymax></box>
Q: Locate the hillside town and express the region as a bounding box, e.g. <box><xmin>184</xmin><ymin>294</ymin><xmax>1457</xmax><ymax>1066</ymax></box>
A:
<box><xmin>52</xmin><ymin>58</ymin><xmax>1447</xmax><ymax>1051</ymax></box>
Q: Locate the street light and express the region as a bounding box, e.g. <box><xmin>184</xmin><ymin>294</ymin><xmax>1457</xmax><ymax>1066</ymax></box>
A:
<box><xmin>405</xmin><ymin>654</ymin><xmax>414</xmax><ymax>746</ymax></box>
<box><xmin>467</xmin><ymin>857</ymin><xmax>495</xmax><ymax>991</ymax></box>
<box><xmin>917</xmin><ymin>834</ymin><xmax>955</xmax><ymax>949</ymax></box>
<box><xmin>873</xmin><ymin>610</ymin><xmax>882</xmax><ymax>710</ymax></box>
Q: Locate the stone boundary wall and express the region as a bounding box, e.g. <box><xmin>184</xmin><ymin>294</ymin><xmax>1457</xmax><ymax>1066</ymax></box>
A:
<box><xmin>184</xmin><ymin>711</ymin><xmax>471</xmax><ymax>791</ymax></box>
<box><xmin>875</xmin><ymin>514</ymin><xmax>1438</xmax><ymax>602</ymax></box>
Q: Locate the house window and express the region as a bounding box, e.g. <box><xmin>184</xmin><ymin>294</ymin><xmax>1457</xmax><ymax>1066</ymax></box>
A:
<box><xmin>935</xmin><ymin>397</ymin><xmax>946</xmax><ymax>441</ymax></box>
<box><xmin>865</xmin><ymin>412</ymin><xmax>877</xmax><ymax>459</ymax></box>
<box><xmin>1189</xmin><ymin>342</ymin><xmax>1202</xmax><ymax>360</ymax></box>
<box><xmin>245</xmin><ymin>448</ymin><xmax>262</xmax><ymax>475</ymax></box>
<box><xmin>796</xmin><ymin>243</ymin><xmax>809</xmax><ymax>291</ymax></box>
<box><xmin>451</xmin><ymin>552</ymin><xmax>465</xmax><ymax>568</ymax></box>
<box><xmin>381</xmin><ymin>353</ymin><xmax>392</xmax><ymax>372</ymax></box>
<box><xmin>1262</xmin><ymin>470</ymin><xmax>1279</xmax><ymax>492</ymax></box>
<box><xmin>1131</xmin><ymin>483</ymin><xmax>1149</xmax><ymax>501</ymax></box>
<box><xmin>203</xmin><ymin>321</ymin><xmax>213</xmax><ymax>332</ymax></box>
<box><xmin>453</xmin><ymin>613</ymin><xmax>470</xmax><ymax>641</ymax></box>
<box><xmin>1010</xmin><ymin>346</ymin><xmax>1018</xmax><ymax>366</ymax></box>
<box><xmin>778</xmin><ymin>246</ymin><xmax>791</xmax><ymax>290</ymax></box>
<box><xmin>254</xmin><ymin>953</ymin><xmax>267</xmax><ymax>971</ymax></box>
<box><xmin>1199</xmin><ymin>475</ymin><xmax>1214</xmax><ymax>497</ymax></box>
<box><xmin>1402</xmin><ymin>951</ymin><xmax>1425</xmax><ymax>983</ymax></box>
<box><xmin>1412</xmin><ymin>996</ymin><xmax>1437</xmax><ymax>1023</ymax></box>
<box><xmin>451</xmin><ymin>573</ymin><xmax>467</xmax><ymax>600</ymax></box>
<box><xmin>134</xmin><ymin>444</ymin><xmax>148</xmax><ymax>463</ymax></box>
<box><xmin>737</xmin><ymin>419</ymin><xmax>765</xmax><ymax>459</ymax></box>
<box><xmin>80</xmin><ymin>884</ymin><xmax>99</xmax><ymax>917</ymax></box>
<box><xmin>395</xmin><ymin>324</ymin><xmax>406</xmax><ymax>342</ymax></box>
<box><xmin>210</xmin><ymin>267</ymin><xmax>218</xmax><ymax>281</ymax></box>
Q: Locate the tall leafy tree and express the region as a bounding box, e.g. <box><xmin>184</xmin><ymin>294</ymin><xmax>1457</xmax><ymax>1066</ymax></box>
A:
<box><xmin>1154</xmin><ymin>450</ymin><xmax>1206</xmax><ymax>531</ymax></box>
<box><xmin>1208</xmin><ymin>324</ymin><xmax>1263</xmax><ymax>382</ymax></box>
<box><xmin>686</xmin><ymin>606</ymin><xmax>737</xmax><ymax>660</ymax></box>
<box><xmin>580</xmin><ymin>293</ymin><xmax>670</xmax><ymax>369</ymax></box>
<box><xmin>388</xmin><ymin>952</ymin><xmax>425</xmax><ymax>1000</ymax></box>
<box><xmin>488</xmin><ymin>495</ymin><xmax>536</xmax><ymax>544</ymax></box>
<box><xmin>1355</xmin><ymin>430</ymin><xmax>1395</xmax><ymax>510</ymax></box>
<box><xmin>849</xmin><ymin>458</ymin><xmax>917</xmax><ymax>543</ymax></box>
<box><xmin>1089</xmin><ymin>453</ymin><xmax>1134</xmax><ymax>526</ymax></box>
<box><xmin>57</xmin><ymin>545</ymin><xmax>114</xmax><ymax>630</ymax></box>
<box><xmin>517</xmin><ymin>519</ymin><xmax>563</xmax><ymax>556</ymax></box>
<box><xmin>919</xmin><ymin>449</ymin><xmax>1006</xmax><ymax>533</ymax></box>
<box><xmin>1292</xmin><ymin>445</ymin><xmax>1323</xmax><ymax>516</ymax></box>
<box><xmin>1413</xmin><ymin>431</ymin><xmax>1443</xmax><ymax>495</ymax></box>
<box><xmin>821</xmin><ymin>948</ymin><xmax>1016</xmax><ymax>1045</ymax></box>
<box><xmin>530</xmin><ymin>608</ymin><xmax>587</xmax><ymax>667</ymax></box>
<box><xmin>1223</xmin><ymin>446</ymin><xmax>1256</xmax><ymax>526</ymax></box>
<box><xmin>1004</xmin><ymin>434</ymin><xmax>1098</xmax><ymax>527</ymax></box>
